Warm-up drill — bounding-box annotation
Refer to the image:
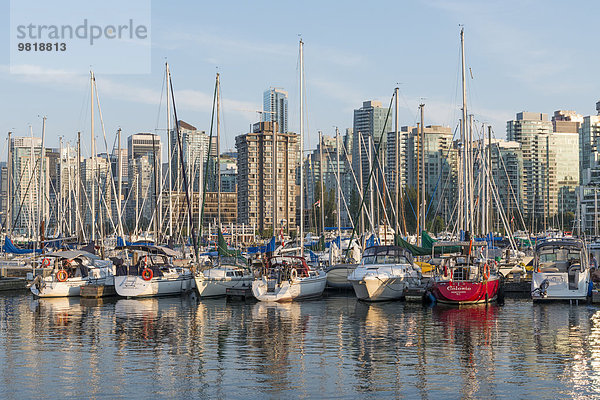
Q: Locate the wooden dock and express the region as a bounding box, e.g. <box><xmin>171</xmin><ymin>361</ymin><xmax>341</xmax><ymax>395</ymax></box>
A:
<box><xmin>225</xmin><ymin>287</ymin><xmax>255</xmax><ymax>301</ymax></box>
<box><xmin>0</xmin><ymin>278</ymin><xmax>27</xmax><ymax>291</ymax></box>
<box><xmin>80</xmin><ymin>284</ymin><xmax>116</xmax><ymax>298</ymax></box>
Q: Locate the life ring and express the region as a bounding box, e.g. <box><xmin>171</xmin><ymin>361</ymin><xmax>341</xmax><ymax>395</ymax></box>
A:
<box><xmin>41</xmin><ymin>258</ymin><xmax>51</xmax><ymax>267</ymax></box>
<box><xmin>483</xmin><ymin>263</ymin><xmax>490</xmax><ymax>280</ymax></box>
<box><xmin>141</xmin><ymin>268</ymin><xmax>153</xmax><ymax>281</ymax></box>
<box><xmin>56</xmin><ymin>269</ymin><xmax>68</xmax><ymax>282</ymax></box>
<box><xmin>290</xmin><ymin>268</ymin><xmax>297</xmax><ymax>281</ymax></box>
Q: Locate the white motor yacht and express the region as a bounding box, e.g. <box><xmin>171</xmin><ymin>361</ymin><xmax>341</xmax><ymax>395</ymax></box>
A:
<box><xmin>531</xmin><ymin>238</ymin><xmax>590</xmax><ymax>301</ymax></box>
<box><xmin>195</xmin><ymin>258</ymin><xmax>254</xmax><ymax>298</ymax></box>
<box><xmin>348</xmin><ymin>246</ymin><xmax>421</xmax><ymax>301</ymax></box>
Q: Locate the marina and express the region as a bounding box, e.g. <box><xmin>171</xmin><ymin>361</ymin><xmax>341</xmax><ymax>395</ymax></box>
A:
<box><xmin>1</xmin><ymin>291</ymin><xmax>600</xmax><ymax>399</ymax></box>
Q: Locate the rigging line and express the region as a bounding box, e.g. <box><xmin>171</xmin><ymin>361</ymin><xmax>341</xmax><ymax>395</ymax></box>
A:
<box><xmin>155</xmin><ymin>70</ymin><xmax>166</xmax><ymax>131</ymax></box>
<box><xmin>345</xmin><ymin>90</ymin><xmax>396</xmax><ymax>259</ymax></box>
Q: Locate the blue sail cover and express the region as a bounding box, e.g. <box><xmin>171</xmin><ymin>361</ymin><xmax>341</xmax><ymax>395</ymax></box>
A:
<box><xmin>247</xmin><ymin>237</ymin><xmax>276</xmax><ymax>254</ymax></box>
<box><xmin>3</xmin><ymin>237</ymin><xmax>42</xmax><ymax>254</ymax></box>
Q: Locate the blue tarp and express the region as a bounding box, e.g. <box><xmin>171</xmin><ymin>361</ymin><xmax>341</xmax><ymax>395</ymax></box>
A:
<box><xmin>116</xmin><ymin>237</ymin><xmax>154</xmax><ymax>247</ymax></box>
<box><xmin>3</xmin><ymin>237</ymin><xmax>42</xmax><ymax>254</ymax></box>
<box><xmin>247</xmin><ymin>237</ymin><xmax>276</xmax><ymax>254</ymax></box>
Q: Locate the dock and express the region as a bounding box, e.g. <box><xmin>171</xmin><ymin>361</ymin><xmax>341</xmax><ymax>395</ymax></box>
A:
<box><xmin>80</xmin><ymin>284</ymin><xmax>117</xmax><ymax>298</ymax></box>
<box><xmin>225</xmin><ymin>287</ymin><xmax>255</xmax><ymax>301</ymax></box>
<box><xmin>0</xmin><ymin>277</ymin><xmax>27</xmax><ymax>291</ymax></box>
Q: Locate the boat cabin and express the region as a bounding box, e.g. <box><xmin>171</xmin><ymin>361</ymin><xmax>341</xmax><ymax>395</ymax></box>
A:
<box><xmin>361</xmin><ymin>246</ymin><xmax>413</xmax><ymax>266</ymax></box>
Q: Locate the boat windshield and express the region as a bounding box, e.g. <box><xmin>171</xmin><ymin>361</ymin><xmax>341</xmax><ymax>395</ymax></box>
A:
<box><xmin>362</xmin><ymin>246</ymin><xmax>412</xmax><ymax>265</ymax></box>
<box><xmin>537</xmin><ymin>247</ymin><xmax>582</xmax><ymax>273</ymax></box>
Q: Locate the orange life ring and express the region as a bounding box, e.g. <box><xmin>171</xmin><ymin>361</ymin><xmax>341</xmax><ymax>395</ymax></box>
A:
<box><xmin>141</xmin><ymin>268</ymin><xmax>153</xmax><ymax>281</ymax></box>
<box><xmin>56</xmin><ymin>269</ymin><xmax>68</xmax><ymax>282</ymax></box>
<box><xmin>483</xmin><ymin>263</ymin><xmax>490</xmax><ymax>280</ymax></box>
<box><xmin>42</xmin><ymin>258</ymin><xmax>51</xmax><ymax>267</ymax></box>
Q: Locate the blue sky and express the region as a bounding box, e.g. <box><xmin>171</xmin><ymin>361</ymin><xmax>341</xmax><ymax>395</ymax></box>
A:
<box><xmin>1</xmin><ymin>0</ymin><xmax>599</xmax><ymax>159</ymax></box>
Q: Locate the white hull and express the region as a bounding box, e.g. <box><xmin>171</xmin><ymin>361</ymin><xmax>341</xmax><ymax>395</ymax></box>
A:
<box><xmin>30</xmin><ymin>275</ymin><xmax>114</xmax><ymax>298</ymax></box>
<box><xmin>195</xmin><ymin>274</ymin><xmax>253</xmax><ymax>297</ymax></box>
<box><xmin>325</xmin><ymin>264</ymin><xmax>357</xmax><ymax>289</ymax></box>
<box><xmin>532</xmin><ymin>271</ymin><xmax>590</xmax><ymax>301</ymax></box>
<box><xmin>114</xmin><ymin>272</ymin><xmax>193</xmax><ymax>298</ymax></box>
<box><xmin>348</xmin><ymin>264</ymin><xmax>421</xmax><ymax>301</ymax></box>
<box><xmin>252</xmin><ymin>271</ymin><xmax>326</xmax><ymax>302</ymax></box>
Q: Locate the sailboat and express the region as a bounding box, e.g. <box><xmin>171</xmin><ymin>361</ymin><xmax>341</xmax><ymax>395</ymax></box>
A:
<box><xmin>113</xmin><ymin>64</ymin><xmax>194</xmax><ymax>298</ymax></box>
<box><xmin>430</xmin><ymin>28</ymin><xmax>502</xmax><ymax>305</ymax></box>
<box><xmin>194</xmin><ymin>73</ymin><xmax>254</xmax><ymax>297</ymax></box>
<box><xmin>252</xmin><ymin>39</ymin><xmax>327</xmax><ymax>302</ymax></box>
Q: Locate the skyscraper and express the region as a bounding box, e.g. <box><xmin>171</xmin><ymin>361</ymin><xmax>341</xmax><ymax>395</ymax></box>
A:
<box><xmin>263</xmin><ymin>88</ymin><xmax>288</xmax><ymax>133</ymax></box>
<box><xmin>236</xmin><ymin>121</ymin><xmax>299</xmax><ymax>234</ymax></box>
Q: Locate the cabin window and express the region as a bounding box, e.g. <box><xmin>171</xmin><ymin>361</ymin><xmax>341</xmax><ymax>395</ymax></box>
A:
<box><xmin>226</xmin><ymin>272</ymin><xmax>233</xmax><ymax>277</ymax></box>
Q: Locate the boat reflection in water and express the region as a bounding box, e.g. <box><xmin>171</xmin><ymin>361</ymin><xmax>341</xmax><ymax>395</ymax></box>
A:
<box><xmin>4</xmin><ymin>294</ymin><xmax>600</xmax><ymax>398</ymax></box>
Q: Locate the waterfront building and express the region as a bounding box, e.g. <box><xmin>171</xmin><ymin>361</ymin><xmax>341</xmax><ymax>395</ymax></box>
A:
<box><xmin>386</xmin><ymin>126</ymin><xmax>412</xmax><ymax>194</ymax></box>
<box><xmin>576</xmin><ymin>102</ymin><xmax>600</xmax><ymax>234</ymax></box>
<box><xmin>170</xmin><ymin>120</ymin><xmax>217</xmax><ymax>192</ymax></box>
<box><xmin>305</xmin><ymin>132</ymin><xmax>352</xmax><ymax>229</ymax></box>
<box><xmin>507</xmin><ymin>112</ymin><xmax>579</xmax><ymax>228</ymax></box>
<box><xmin>263</xmin><ymin>88</ymin><xmax>288</xmax><ymax>134</ymax></box>
<box><xmin>126</xmin><ymin>133</ymin><xmax>161</xmax><ymax>230</ymax></box>
<box><xmin>488</xmin><ymin>139</ymin><xmax>523</xmax><ymax>228</ymax></box>
<box><xmin>236</xmin><ymin>121</ymin><xmax>299</xmax><ymax>235</ymax></box>
<box><xmin>351</xmin><ymin>100</ymin><xmax>392</xmax><ymax>230</ymax></box>
<box><xmin>8</xmin><ymin>136</ymin><xmax>50</xmax><ymax>236</ymax></box>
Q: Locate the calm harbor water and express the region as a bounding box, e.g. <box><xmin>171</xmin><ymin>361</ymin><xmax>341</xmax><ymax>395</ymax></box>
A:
<box><xmin>1</xmin><ymin>292</ymin><xmax>599</xmax><ymax>399</ymax></box>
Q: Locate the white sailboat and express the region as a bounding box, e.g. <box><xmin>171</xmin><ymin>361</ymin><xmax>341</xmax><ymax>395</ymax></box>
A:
<box><xmin>252</xmin><ymin>39</ymin><xmax>326</xmax><ymax>302</ymax></box>
<box><xmin>113</xmin><ymin>244</ymin><xmax>193</xmax><ymax>297</ymax></box>
<box><xmin>193</xmin><ymin>73</ymin><xmax>254</xmax><ymax>297</ymax></box>
<box><xmin>29</xmin><ymin>250</ymin><xmax>114</xmax><ymax>298</ymax></box>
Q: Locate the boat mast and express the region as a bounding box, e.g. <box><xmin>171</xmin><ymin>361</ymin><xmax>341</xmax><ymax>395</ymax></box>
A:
<box><xmin>38</xmin><ymin>116</ymin><xmax>46</xmax><ymax>250</ymax></box>
<box><xmin>394</xmin><ymin>88</ymin><xmax>399</xmax><ymax>237</ymax></box>
<box><xmin>460</xmin><ymin>27</ymin><xmax>469</xmax><ymax>235</ymax></box>
<box><xmin>299</xmin><ymin>38</ymin><xmax>305</xmax><ymax>256</ymax></box>
<box><xmin>319</xmin><ymin>130</ymin><xmax>325</xmax><ymax>236</ymax></box>
<box><xmin>90</xmin><ymin>71</ymin><xmax>96</xmax><ymax>243</ymax></box>
<box><xmin>336</xmin><ymin>126</ymin><xmax>341</xmax><ymax>243</ymax></box>
<box><xmin>420</xmin><ymin>103</ymin><xmax>425</xmax><ymax>239</ymax></box>
<box><xmin>358</xmin><ymin>131</ymin><xmax>364</xmax><ymax>241</ymax></box>
<box><xmin>6</xmin><ymin>131</ymin><xmax>11</xmax><ymax>235</ymax></box>
<box><xmin>216</xmin><ymin>73</ymin><xmax>221</xmax><ymax>238</ymax></box>
<box><xmin>117</xmin><ymin>128</ymin><xmax>123</xmax><ymax>238</ymax></box>
<box><xmin>166</xmin><ymin>63</ymin><xmax>173</xmax><ymax>239</ymax></box>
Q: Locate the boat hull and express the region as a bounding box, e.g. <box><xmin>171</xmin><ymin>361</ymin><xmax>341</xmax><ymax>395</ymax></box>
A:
<box><xmin>252</xmin><ymin>272</ymin><xmax>327</xmax><ymax>302</ymax></box>
<box><xmin>349</xmin><ymin>276</ymin><xmax>411</xmax><ymax>301</ymax></box>
<box><xmin>431</xmin><ymin>278</ymin><xmax>500</xmax><ymax>304</ymax></box>
<box><xmin>325</xmin><ymin>264</ymin><xmax>357</xmax><ymax>289</ymax></box>
<box><xmin>30</xmin><ymin>278</ymin><xmax>85</xmax><ymax>297</ymax></box>
<box><xmin>195</xmin><ymin>275</ymin><xmax>254</xmax><ymax>297</ymax></box>
<box><xmin>114</xmin><ymin>274</ymin><xmax>193</xmax><ymax>298</ymax></box>
<box><xmin>531</xmin><ymin>271</ymin><xmax>590</xmax><ymax>301</ymax></box>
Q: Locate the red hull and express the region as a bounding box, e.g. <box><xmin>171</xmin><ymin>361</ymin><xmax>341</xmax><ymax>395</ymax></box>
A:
<box><xmin>431</xmin><ymin>278</ymin><xmax>500</xmax><ymax>304</ymax></box>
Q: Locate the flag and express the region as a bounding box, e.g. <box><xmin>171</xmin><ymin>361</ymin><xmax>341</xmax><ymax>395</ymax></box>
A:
<box><xmin>314</xmin><ymin>200</ymin><xmax>320</xmax><ymax>207</ymax></box>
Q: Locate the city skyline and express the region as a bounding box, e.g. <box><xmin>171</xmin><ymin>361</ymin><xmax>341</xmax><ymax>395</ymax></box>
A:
<box><xmin>1</xmin><ymin>0</ymin><xmax>600</xmax><ymax>160</ymax></box>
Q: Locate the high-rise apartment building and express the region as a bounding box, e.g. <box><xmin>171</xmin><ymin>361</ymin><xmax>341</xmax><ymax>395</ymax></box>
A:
<box><xmin>507</xmin><ymin>112</ymin><xmax>579</xmax><ymax>228</ymax></box>
<box><xmin>170</xmin><ymin>120</ymin><xmax>217</xmax><ymax>192</ymax></box>
<box><xmin>263</xmin><ymin>88</ymin><xmax>288</xmax><ymax>134</ymax></box>
<box><xmin>236</xmin><ymin>121</ymin><xmax>299</xmax><ymax>234</ymax></box>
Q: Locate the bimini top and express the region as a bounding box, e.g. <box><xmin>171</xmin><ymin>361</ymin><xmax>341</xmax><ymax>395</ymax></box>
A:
<box><xmin>362</xmin><ymin>245</ymin><xmax>414</xmax><ymax>264</ymax></box>
<box><xmin>535</xmin><ymin>238</ymin><xmax>584</xmax><ymax>252</ymax></box>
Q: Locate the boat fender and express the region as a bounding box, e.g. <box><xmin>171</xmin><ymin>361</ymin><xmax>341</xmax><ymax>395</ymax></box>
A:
<box><xmin>42</xmin><ymin>258</ymin><xmax>51</xmax><ymax>267</ymax></box>
<box><xmin>56</xmin><ymin>269</ymin><xmax>68</xmax><ymax>282</ymax></box>
<box><xmin>443</xmin><ymin>264</ymin><xmax>448</xmax><ymax>277</ymax></box>
<box><xmin>290</xmin><ymin>268</ymin><xmax>297</xmax><ymax>281</ymax></box>
<box><xmin>141</xmin><ymin>268</ymin><xmax>153</xmax><ymax>281</ymax></box>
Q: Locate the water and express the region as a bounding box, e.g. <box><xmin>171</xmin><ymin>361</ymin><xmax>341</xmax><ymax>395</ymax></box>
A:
<box><xmin>1</xmin><ymin>292</ymin><xmax>600</xmax><ymax>399</ymax></box>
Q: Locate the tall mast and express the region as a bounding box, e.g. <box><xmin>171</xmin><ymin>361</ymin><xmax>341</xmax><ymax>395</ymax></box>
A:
<box><xmin>216</xmin><ymin>73</ymin><xmax>221</xmax><ymax>232</ymax></box>
<box><xmin>90</xmin><ymin>71</ymin><xmax>96</xmax><ymax>242</ymax></box>
<box><xmin>358</xmin><ymin>131</ymin><xmax>364</xmax><ymax>239</ymax></box>
<box><xmin>460</xmin><ymin>27</ymin><xmax>469</xmax><ymax>234</ymax></box>
<box><xmin>420</xmin><ymin>104</ymin><xmax>425</xmax><ymax>238</ymax></box>
<box><xmin>336</xmin><ymin>127</ymin><xmax>341</xmax><ymax>241</ymax></box>
<box><xmin>394</xmin><ymin>88</ymin><xmax>399</xmax><ymax>236</ymax></box>
<box><xmin>117</xmin><ymin>128</ymin><xmax>123</xmax><ymax>238</ymax></box>
<box><xmin>38</xmin><ymin>117</ymin><xmax>46</xmax><ymax>247</ymax></box>
<box><xmin>416</xmin><ymin>121</ymin><xmax>420</xmax><ymax>239</ymax></box>
<box><xmin>166</xmin><ymin>63</ymin><xmax>173</xmax><ymax>238</ymax></box>
<box><xmin>6</xmin><ymin>131</ymin><xmax>11</xmax><ymax>235</ymax></box>
<box><xmin>77</xmin><ymin>132</ymin><xmax>82</xmax><ymax>241</ymax></box>
<box><xmin>319</xmin><ymin>130</ymin><xmax>325</xmax><ymax>236</ymax></box>
<box><xmin>299</xmin><ymin>38</ymin><xmax>304</xmax><ymax>255</ymax></box>
<box><xmin>152</xmin><ymin>133</ymin><xmax>160</xmax><ymax>242</ymax></box>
